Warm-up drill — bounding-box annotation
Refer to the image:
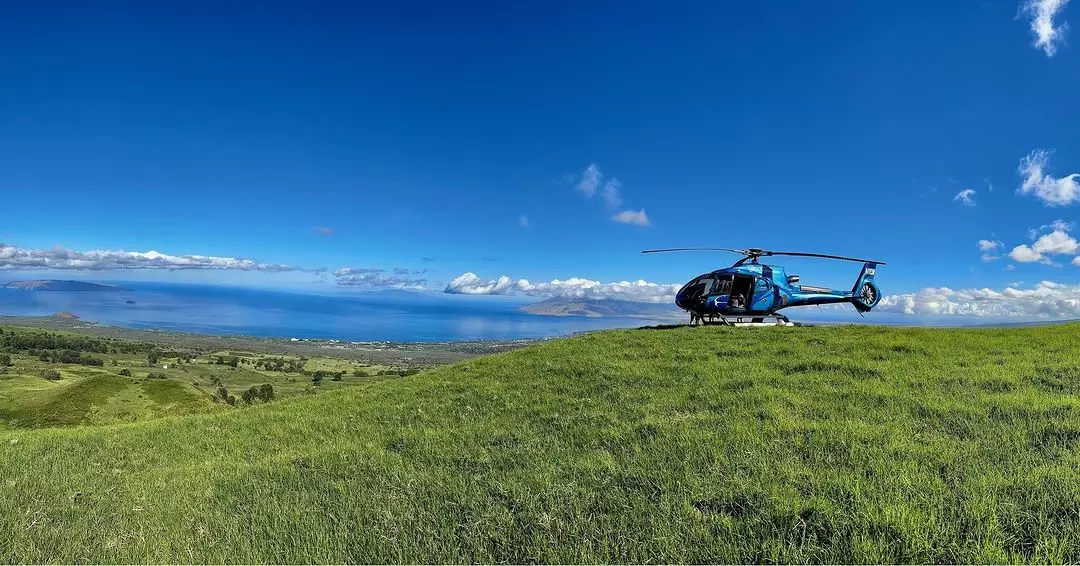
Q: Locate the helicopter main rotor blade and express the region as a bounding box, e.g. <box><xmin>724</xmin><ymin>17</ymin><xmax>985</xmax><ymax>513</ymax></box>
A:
<box><xmin>767</xmin><ymin>251</ymin><xmax>887</xmax><ymax>265</ymax></box>
<box><xmin>640</xmin><ymin>247</ymin><xmax>748</xmax><ymax>255</ymax></box>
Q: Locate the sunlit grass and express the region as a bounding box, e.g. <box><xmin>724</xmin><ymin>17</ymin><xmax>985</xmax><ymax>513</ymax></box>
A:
<box><xmin>2</xmin><ymin>323</ymin><xmax>1080</xmax><ymax>562</ymax></box>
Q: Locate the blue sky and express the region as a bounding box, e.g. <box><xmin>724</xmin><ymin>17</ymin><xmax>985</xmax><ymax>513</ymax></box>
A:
<box><xmin>2</xmin><ymin>1</ymin><xmax>1079</xmax><ymax>316</ymax></box>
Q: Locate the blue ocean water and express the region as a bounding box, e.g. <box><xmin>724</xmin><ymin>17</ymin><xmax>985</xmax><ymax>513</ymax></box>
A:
<box><xmin>0</xmin><ymin>282</ymin><xmax>669</xmax><ymax>342</ymax></box>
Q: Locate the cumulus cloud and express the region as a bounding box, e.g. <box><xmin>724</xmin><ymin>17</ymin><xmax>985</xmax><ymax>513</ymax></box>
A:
<box><xmin>576</xmin><ymin>164</ymin><xmax>601</xmax><ymax>197</ymax></box>
<box><xmin>612</xmin><ymin>209</ymin><xmax>650</xmax><ymax>226</ymax></box>
<box><xmin>879</xmin><ymin>280</ymin><xmax>1080</xmax><ymax>318</ymax></box>
<box><xmin>0</xmin><ymin>243</ymin><xmax>299</xmax><ymax>272</ymax></box>
<box><xmin>954</xmin><ymin>189</ymin><xmax>977</xmax><ymax>206</ymax></box>
<box><xmin>333</xmin><ymin>267</ymin><xmax>426</xmax><ymax>289</ymax></box>
<box><xmin>978</xmin><ymin>239</ymin><xmax>1004</xmax><ymax>261</ymax></box>
<box><xmin>1008</xmin><ymin>229</ymin><xmax>1079</xmax><ymax>263</ymax></box>
<box><xmin>444</xmin><ymin>272</ymin><xmax>516</xmax><ymax>295</ymax></box>
<box><xmin>444</xmin><ymin>272</ymin><xmax>680</xmax><ymax>303</ymax></box>
<box><xmin>1022</xmin><ymin>0</ymin><xmax>1070</xmax><ymax>57</ymax></box>
<box><xmin>1017</xmin><ymin>149</ymin><xmax>1080</xmax><ymax>206</ymax></box>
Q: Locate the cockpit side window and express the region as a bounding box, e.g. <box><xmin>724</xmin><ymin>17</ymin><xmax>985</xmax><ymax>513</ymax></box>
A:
<box><xmin>682</xmin><ymin>275</ymin><xmax>713</xmax><ymax>300</ymax></box>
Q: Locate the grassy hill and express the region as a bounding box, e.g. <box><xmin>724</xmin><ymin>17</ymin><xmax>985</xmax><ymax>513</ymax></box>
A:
<box><xmin>2</xmin><ymin>324</ymin><xmax>1080</xmax><ymax>562</ymax></box>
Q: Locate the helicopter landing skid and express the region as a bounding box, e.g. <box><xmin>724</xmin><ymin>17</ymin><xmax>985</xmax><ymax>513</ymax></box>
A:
<box><xmin>694</xmin><ymin>313</ymin><xmax>793</xmax><ymax>327</ymax></box>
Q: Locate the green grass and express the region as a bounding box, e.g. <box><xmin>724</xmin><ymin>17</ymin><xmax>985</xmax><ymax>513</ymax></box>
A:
<box><xmin>3</xmin><ymin>324</ymin><xmax>1080</xmax><ymax>562</ymax></box>
<box><xmin>0</xmin><ymin>328</ymin><xmax>399</xmax><ymax>429</ymax></box>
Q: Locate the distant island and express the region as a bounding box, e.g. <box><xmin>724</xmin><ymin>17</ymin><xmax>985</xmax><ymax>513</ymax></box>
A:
<box><xmin>521</xmin><ymin>297</ymin><xmax>681</xmax><ymax>319</ymax></box>
<box><xmin>1</xmin><ymin>280</ymin><xmax>129</xmax><ymax>292</ymax></box>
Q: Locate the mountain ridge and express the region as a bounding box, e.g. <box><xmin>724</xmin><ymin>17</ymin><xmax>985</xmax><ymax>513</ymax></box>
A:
<box><xmin>521</xmin><ymin>296</ymin><xmax>681</xmax><ymax>319</ymax></box>
<box><xmin>1</xmin><ymin>280</ymin><xmax>129</xmax><ymax>292</ymax></box>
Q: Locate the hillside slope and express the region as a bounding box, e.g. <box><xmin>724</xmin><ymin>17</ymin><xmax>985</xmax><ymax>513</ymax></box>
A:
<box><xmin>3</xmin><ymin>324</ymin><xmax>1080</xmax><ymax>562</ymax></box>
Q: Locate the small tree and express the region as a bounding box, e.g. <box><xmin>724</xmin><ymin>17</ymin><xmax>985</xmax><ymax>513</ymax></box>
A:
<box><xmin>241</xmin><ymin>387</ymin><xmax>258</xmax><ymax>404</ymax></box>
<box><xmin>147</xmin><ymin>350</ymin><xmax>160</xmax><ymax>367</ymax></box>
<box><xmin>119</xmin><ymin>368</ymin><xmax>132</xmax><ymax>376</ymax></box>
<box><xmin>0</xmin><ymin>353</ymin><xmax>10</xmax><ymax>367</ymax></box>
<box><xmin>229</xmin><ymin>356</ymin><xmax>239</xmax><ymax>368</ymax></box>
<box><xmin>41</xmin><ymin>368</ymin><xmax>61</xmax><ymax>380</ymax></box>
<box><xmin>216</xmin><ymin>386</ymin><xmax>229</xmax><ymax>401</ymax></box>
<box><xmin>311</xmin><ymin>373</ymin><xmax>323</xmax><ymax>385</ymax></box>
<box><xmin>258</xmin><ymin>383</ymin><xmax>274</xmax><ymax>401</ymax></box>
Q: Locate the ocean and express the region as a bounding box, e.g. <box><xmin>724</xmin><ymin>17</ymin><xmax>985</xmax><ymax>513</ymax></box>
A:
<box><xmin>0</xmin><ymin>282</ymin><xmax>670</xmax><ymax>342</ymax></box>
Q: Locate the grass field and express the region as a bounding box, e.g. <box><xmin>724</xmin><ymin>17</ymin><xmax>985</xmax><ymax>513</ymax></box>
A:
<box><xmin>0</xmin><ymin>326</ymin><xmax>405</xmax><ymax>429</ymax></box>
<box><xmin>2</xmin><ymin>323</ymin><xmax>1080</xmax><ymax>562</ymax></box>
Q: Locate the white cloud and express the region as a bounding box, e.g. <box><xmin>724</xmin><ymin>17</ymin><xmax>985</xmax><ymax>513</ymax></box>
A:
<box><xmin>576</xmin><ymin>164</ymin><xmax>601</xmax><ymax>197</ymax></box>
<box><xmin>954</xmin><ymin>189</ymin><xmax>977</xmax><ymax>206</ymax></box>
<box><xmin>1022</xmin><ymin>0</ymin><xmax>1070</xmax><ymax>57</ymax></box>
<box><xmin>879</xmin><ymin>280</ymin><xmax>1080</xmax><ymax>318</ymax></box>
<box><xmin>1005</xmin><ymin>264</ymin><xmax>1017</xmax><ymax>271</ymax></box>
<box><xmin>333</xmin><ymin>267</ymin><xmax>426</xmax><ymax>289</ymax></box>
<box><xmin>612</xmin><ymin>209</ymin><xmax>650</xmax><ymax>226</ymax></box>
<box><xmin>978</xmin><ymin>239</ymin><xmax>1004</xmax><ymax>261</ymax></box>
<box><xmin>519</xmin><ymin>215</ymin><xmax>530</xmax><ymax>228</ymax></box>
<box><xmin>1074</xmin><ymin>256</ymin><xmax>1080</xmax><ymax>266</ymax></box>
<box><xmin>600</xmin><ymin>178</ymin><xmax>623</xmax><ymax>208</ymax></box>
<box><xmin>1017</xmin><ymin>149</ymin><xmax>1080</xmax><ymax>206</ymax></box>
<box><xmin>574</xmin><ymin>164</ymin><xmax>648</xmax><ymax>220</ymax></box>
<box><xmin>985</xmin><ymin>178</ymin><xmax>994</xmax><ymax>192</ymax></box>
<box><xmin>1044</xmin><ymin>219</ymin><xmax>1075</xmax><ymax>232</ymax></box>
<box><xmin>445</xmin><ymin>272</ymin><xmax>680</xmax><ymax>303</ymax></box>
<box><xmin>1008</xmin><ymin>229</ymin><xmax>1079</xmax><ymax>263</ymax></box>
<box><xmin>1009</xmin><ymin>244</ymin><xmax>1045</xmax><ymax>263</ymax></box>
<box><xmin>444</xmin><ymin>272</ymin><xmax>515</xmax><ymax>295</ymax></box>
<box><xmin>313</xmin><ymin>226</ymin><xmax>334</xmax><ymax>236</ymax></box>
<box><xmin>0</xmin><ymin>243</ymin><xmax>299</xmax><ymax>272</ymax></box>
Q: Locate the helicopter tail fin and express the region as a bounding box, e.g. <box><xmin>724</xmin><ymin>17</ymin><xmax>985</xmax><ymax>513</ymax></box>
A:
<box><xmin>850</xmin><ymin>262</ymin><xmax>881</xmax><ymax>313</ymax></box>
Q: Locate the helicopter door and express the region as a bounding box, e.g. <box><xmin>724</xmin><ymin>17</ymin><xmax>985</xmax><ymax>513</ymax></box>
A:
<box><xmin>729</xmin><ymin>275</ymin><xmax>754</xmax><ymax>311</ymax></box>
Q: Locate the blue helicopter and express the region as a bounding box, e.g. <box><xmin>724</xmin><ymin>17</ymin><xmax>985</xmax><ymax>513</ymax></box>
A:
<box><xmin>642</xmin><ymin>247</ymin><xmax>885</xmax><ymax>325</ymax></box>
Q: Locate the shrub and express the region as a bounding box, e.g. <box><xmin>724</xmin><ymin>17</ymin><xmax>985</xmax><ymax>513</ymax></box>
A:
<box><xmin>0</xmin><ymin>353</ymin><xmax>10</xmax><ymax>367</ymax></box>
<box><xmin>312</xmin><ymin>374</ymin><xmax>324</xmax><ymax>385</ymax></box>
<box><xmin>258</xmin><ymin>383</ymin><xmax>274</xmax><ymax>401</ymax></box>
<box><xmin>216</xmin><ymin>386</ymin><xmax>229</xmax><ymax>401</ymax></box>
<box><xmin>353</xmin><ymin>369</ymin><xmax>367</xmax><ymax>377</ymax></box>
<box><xmin>241</xmin><ymin>387</ymin><xmax>258</xmax><ymax>404</ymax></box>
<box><xmin>119</xmin><ymin>368</ymin><xmax>132</xmax><ymax>377</ymax></box>
<box><xmin>146</xmin><ymin>372</ymin><xmax>167</xmax><ymax>379</ymax></box>
<box><xmin>226</xmin><ymin>395</ymin><xmax>236</xmax><ymax>406</ymax></box>
<box><xmin>41</xmin><ymin>369</ymin><xmax>61</xmax><ymax>380</ymax></box>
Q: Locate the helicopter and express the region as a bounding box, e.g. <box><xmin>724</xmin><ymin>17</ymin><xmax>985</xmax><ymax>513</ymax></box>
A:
<box><xmin>642</xmin><ymin>247</ymin><xmax>886</xmax><ymax>326</ymax></box>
